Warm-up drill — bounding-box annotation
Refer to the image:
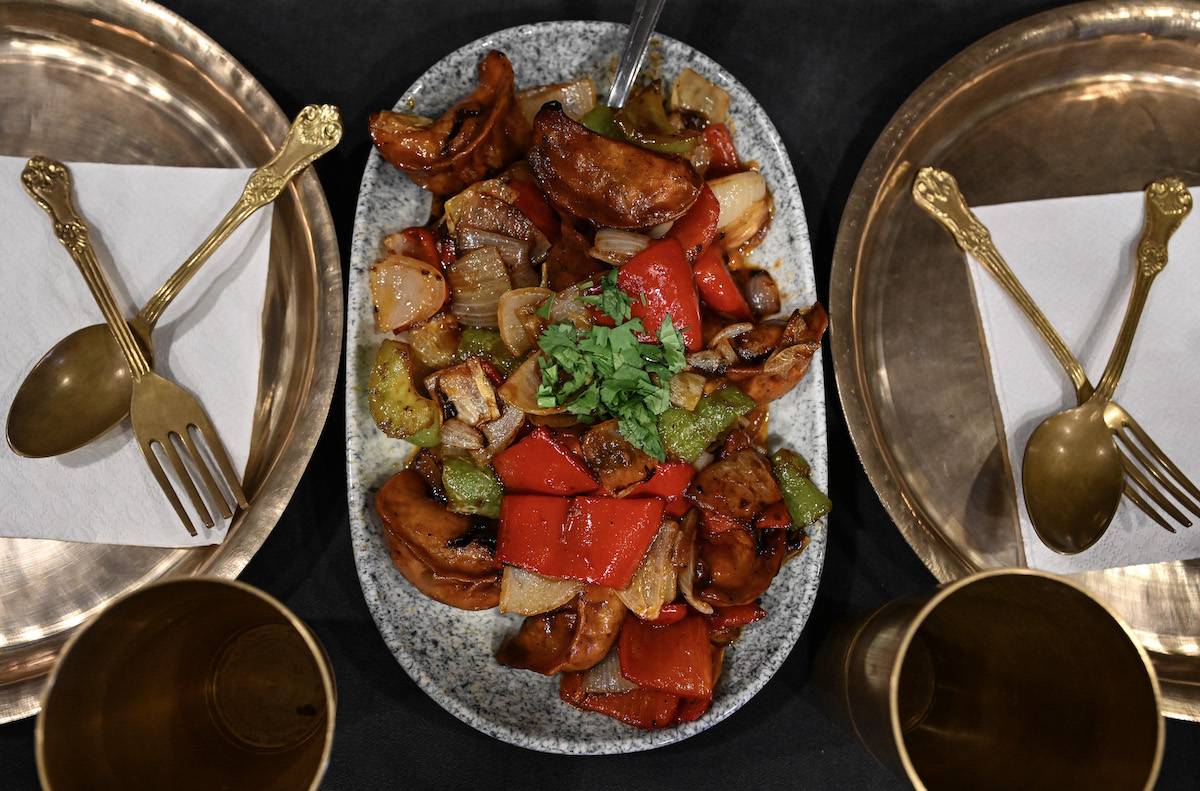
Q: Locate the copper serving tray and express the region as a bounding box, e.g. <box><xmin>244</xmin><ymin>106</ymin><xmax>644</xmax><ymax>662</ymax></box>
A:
<box><xmin>832</xmin><ymin>0</ymin><xmax>1200</xmax><ymax>720</ymax></box>
<box><xmin>0</xmin><ymin>0</ymin><xmax>341</xmax><ymax>722</ymax></box>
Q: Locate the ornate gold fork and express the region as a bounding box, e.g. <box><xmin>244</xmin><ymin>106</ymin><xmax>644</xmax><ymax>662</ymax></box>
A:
<box><xmin>913</xmin><ymin>167</ymin><xmax>1200</xmax><ymax>531</ymax></box>
<box><xmin>22</xmin><ymin>157</ymin><xmax>247</xmax><ymax>535</ymax></box>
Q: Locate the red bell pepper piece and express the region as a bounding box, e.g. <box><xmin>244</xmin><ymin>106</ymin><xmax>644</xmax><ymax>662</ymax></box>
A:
<box><xmin>495</xmin><ymin>495</ymin><xmax>571</xmax><ymax>572</ymax></box>
<box><xmin>664</xmin><ymin>498</ymin><xmax>692</xmax><ymax>518</ymax></box>
<box><xmin>493</xmin><ymin>428</ymin><xmax>598</xmax><ymax>495</ymax></box>
<box><xmin>675</xmin><ymin>696</ymin><xmax>712</xmax><ymax>723</ymax></box>
<box><xmin>496</xmin><ymin>496</ymin><xmax>664</xmax><ymax>588</ymax></box>
<box><xmin>625</xmin><ymin>461</ymin><xmax>694</xmax><ymax>500</ymax></box>
<box><xmin>702</xmin><ymin>123</ymin><xmax>741</xmax><ymax>178</ymax></box>
<box><xmin>626</xmin><ymin>461</ymin><xmax>695</xmax><ymax>517</ymax></box>
<box><xmin>393</xmin><ymin>227</ymin><xmax>440</xmax><ymax>267</ymax></box>
<box><xmin>562</xmin><ymin>498</ymin><xmax>665</xmax><ymax>588</ymax></box>
<box><xmin>693</xmin><ymin>246</ymin><xmax>752</xmax><ymax>320</ymax></box>
<box><xmin>509</xmin><ymin>178</ymin><xmax>561</xmax><ymax>242</ymax></box>
<box><xmin>666</xmin><ymin>184</ymin><xmax>720</xmax><ymax>261</ymax></box>
<box><xmin>619</xmin><ymin>614</ymin><xmax>715</xmax><ymax>699</ymax></box>
<box><xmin>706</xmin><ymin>603</ymin><xmax>767</xmax><ymax>630</ymax></box>
<box><xmin>648</xmin><ymin>603</ymin><xmax>689</xmax><ymax>625</ymax></box>
<box><xmin>559</xmin><ymin>672</ymin><xmax>681</xmax><ymax>729</ymax></box>
<box><xmin>755</xmin><ymin>501</ymin><xmax>792</xmax><ymax>530</ymax></box>
<box><xmin>618</xmin><ymin>238</ymin><xmax>703</xmax><ymax>351</ymax></box>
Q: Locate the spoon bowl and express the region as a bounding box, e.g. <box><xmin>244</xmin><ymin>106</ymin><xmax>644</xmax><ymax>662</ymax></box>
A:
<box><xmin>7</xmin><ymin>319</ymin><xmax>152</xmax><ymax>457</ymax></box>
<box><xmin>1023</xmin><ymin>401</ymin><xmax>1124</xmax><ymax>553</ymax></box>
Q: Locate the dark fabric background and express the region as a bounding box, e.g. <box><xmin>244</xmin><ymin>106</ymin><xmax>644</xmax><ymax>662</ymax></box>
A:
<box><xmin>3</xmin><ymin>1</ymin><xmax>1199</xmax><ymax>788</ymax></box>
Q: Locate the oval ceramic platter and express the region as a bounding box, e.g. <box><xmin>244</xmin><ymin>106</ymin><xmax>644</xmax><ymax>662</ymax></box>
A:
<box><xmin>346</xmin><ymin>21</ymin><xmax>826</xmax><ymax>754</ymax></box>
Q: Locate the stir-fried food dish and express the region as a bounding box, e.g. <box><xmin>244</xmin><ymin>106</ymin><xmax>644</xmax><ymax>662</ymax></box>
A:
<box><xmin>366</xmin><ymin>51</ymin><xmax>830</xmax><ymax>729</ymax></box>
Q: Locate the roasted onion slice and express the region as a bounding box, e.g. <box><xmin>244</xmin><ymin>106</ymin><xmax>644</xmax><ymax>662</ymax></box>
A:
<box><xmin>499</xmin><ymin>566</ymin><xmax>582</xmax><ymax>616</ymax></box>
<box><xmin>369</xmin><ymin>255</ymin><xmax>447</xmax><ymax>332</ymax></box>
<box><xmin>616</xmin><ymin>520</ymin><xmax>681</xmax><ymax>620</ymax></box>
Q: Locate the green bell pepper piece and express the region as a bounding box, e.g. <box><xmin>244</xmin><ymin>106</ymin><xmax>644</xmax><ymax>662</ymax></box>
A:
<box><xmin>582</xmin><ymin>95</ymin><xmax>698</xmax><ymax>154</ymax></box>
<box><xmin>581</xmin><ymin>105</ymin><xmax>620</xmax><ymax>138</ymax></box>
<box><xmin>367</xmin><ymin>339</ymin><xmax>441</xmax><ymax>445</ymax></box>
<box><xmin>659</xmin><ymin>385</ymin><xmax>756</xmax><ymax>462</ymax></box>
<box><xmin>457</xmin><ymin>328</ymin><xmax>518</xmax><ymax>377</ymax></box>
<box><xmin>614</xmin><ymin>85</ymin><xmax>700</xmax><ymax>154</ymax></box>
<box><xmin>771</xmin><ymin>448</ymin><xmax>831</xmax><ymax>526</ymax></box>
<box><xmin>406</xmin><ymin>424</ymin><xmax>441</xmax><ymax>448</ymax></box>
<box><xmin>441</xmin><ymin>457</ymin><xmax>503</xmax><ymax>519</ymax></box>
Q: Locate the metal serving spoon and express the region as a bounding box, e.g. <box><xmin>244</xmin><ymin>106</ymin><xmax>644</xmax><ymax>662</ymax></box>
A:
<box><xmin>1023</xmin><ymin>177</ymin><xmax>1192</xmax><ymax>552</ymax></box>
<box><xmin>7</xmin><ymin>104</ymin><xmax>342</xmax><ymax>458</ymax></box>
<box><xmin>608</xmin><ymin>0</ymin><xmax>668</xmax><ymax>108</ymax></box>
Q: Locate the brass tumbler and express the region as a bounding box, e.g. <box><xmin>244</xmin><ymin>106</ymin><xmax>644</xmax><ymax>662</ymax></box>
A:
<box><xmin>816</xmin><ymin>569</ymin><xmax>1162</xmax><ymax>790</ymax></box>
<box><xmin>37</xmin><ymin>578</ymin><xmax>335</xmax><ymax>791</ymax></box>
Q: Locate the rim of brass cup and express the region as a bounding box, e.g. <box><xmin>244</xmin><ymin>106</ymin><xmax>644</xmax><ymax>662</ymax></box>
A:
<box><xmin>815</xmin><ymin>569</ymin><xmax>1163</xmax><ymax>790</ymax></box>
<box><xmin>36</xmin><ymin>578</ymin><xmax>336</xmax><ymax>791</ymax></box>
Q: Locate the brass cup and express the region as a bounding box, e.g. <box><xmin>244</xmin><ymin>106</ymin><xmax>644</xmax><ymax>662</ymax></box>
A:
<box><xmin>36</xmin><ymin>578</ymin><xmax>336</xmax><ymax>791</ymax></box>
<box><xmin>815</xmin><ymin>569</ymin><xmax>1163</xmax><ymax>790</ymax></box>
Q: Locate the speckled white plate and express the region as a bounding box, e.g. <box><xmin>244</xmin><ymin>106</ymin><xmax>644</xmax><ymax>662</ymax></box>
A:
<box><xmin>346</xmin><ymin>21</ymin><xmax>826</xmax><ymax>754</ymax></box>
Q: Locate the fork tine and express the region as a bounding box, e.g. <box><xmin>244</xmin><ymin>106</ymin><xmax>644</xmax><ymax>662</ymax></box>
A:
<box><xmin>194</xmin><ymin>417</ymin><xmax>249</xmax><ymax>509</ymax></box>
<box><xmin>138</xmin><ymin>439</ymin><xmax>196</xmax><ymax>537</ymax></box>
<box><xmin>1120</xmin><ymin>452</ymin><xmax>1192</xmax><ymax>527</ymax></box>
<box><xmin>163</xmin><ymin>434</ymin><xmax>214</xmax><ymax>528</ymax></box>
<box><xmin>1120</xmin><ymin>415</ymin><xmax>1200</xmax><ymax>506</ymax></box>
<box><xmin>1116</xmin><ymin>430</ymin><xmax>1200</xmax><ymax>520</ymax></box>
<box><xmin>1122</xmin><ymin>481</ymin><xmax>1176</xmax><ymax>533</ymax></box>
<box><xmin>182</xmin><ymin>428</ymin><xmax>233</xmax><ymax>520</ymax></box>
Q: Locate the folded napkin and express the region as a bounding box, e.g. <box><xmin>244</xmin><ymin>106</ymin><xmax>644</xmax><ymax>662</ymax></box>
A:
<box><xmin>0</xmin><ymin>156</ymin><xmax>271</xmax><ymax>547</ymax></box>
<box><xmin>968</xmin><ymin>188</ymin><xmax>1200</xmax><ymax>573</ymax></box>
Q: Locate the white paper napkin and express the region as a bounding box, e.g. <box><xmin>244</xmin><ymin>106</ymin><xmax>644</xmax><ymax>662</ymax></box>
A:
<box><xmin>967</xmin><ymin>188</ymin><xmax>1200</xmax><ymax>573</ymax></box>
<box><xmin>0</xmin><ymin>156</ymin><xmax>271</xmax><ymax>547</ymax></box>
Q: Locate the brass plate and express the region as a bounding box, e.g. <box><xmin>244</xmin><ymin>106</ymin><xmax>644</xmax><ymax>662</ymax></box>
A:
<box><xmin>0</xmin><ymin>0</ymin><xmax>341</xmax><ymax>722</ymax></box>
<box><xmin>831</xmin><ymin>0</ymin><xmax>1200</xmax><ymax>721</ymax></box>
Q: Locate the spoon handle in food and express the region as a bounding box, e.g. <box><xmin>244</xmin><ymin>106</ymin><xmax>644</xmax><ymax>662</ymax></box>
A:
<box><xmin>137</xmin><ymin>104</ymin><xmax>344</xmax><ymax>327</ymax></box>
<box><xmin>912</xmin><ymin>167</ymin><xmax>1091</xmax><ymax>399</ymax></box>
<box><xmin>1094</xmin><ymin>177</ymin><xmax>1193</xmax><ymax>401</ymax></box>
<box><xmin>20</xmin><ymin>157</ymin><xmax>152</xmax><ymax>380</ymax></box>
<box><xmin>607</xmin><ymin>0</ymin><xmax>667</xmax><ymax>108</ymax></box>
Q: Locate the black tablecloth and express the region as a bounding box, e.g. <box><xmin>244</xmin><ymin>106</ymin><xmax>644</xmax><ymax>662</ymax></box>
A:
<box><xmin>3</xmin><ymin>1</ymin><xmax>1199</xmax><ymax>788</ymax></box>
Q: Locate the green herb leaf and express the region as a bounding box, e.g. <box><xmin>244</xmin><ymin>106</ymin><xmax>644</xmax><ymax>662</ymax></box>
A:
<box><xmin>536</xmin><ymin>279</ymin><xmax>688</xmax><ymax>460</ymax></box>
<box><xmin>658</xmin><ymin>315</ymin><xmax>687</xmax><ymax>372</ymax></box>
<box><xmin>580</xmin><ymin>270</ymin><xmax>633</xmax><ymax>323</ymax></box>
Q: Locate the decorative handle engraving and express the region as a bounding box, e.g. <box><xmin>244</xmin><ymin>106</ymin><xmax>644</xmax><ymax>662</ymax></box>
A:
<box><xmin>138</xmin><ymin>104</ymin><xmax>344</xmax><ymax>326</ymax></box>
<box><xmin>1095</xmin><ymin>177</ymin><xmax>1192</xmax><ymax>399</ymax></box>
<box><xmin>913</xmin><ymin>167</ymin><xmax>1090</xmax><ymax>397</ymax></box>
<box><xmin>21</xmin><ymin>156</ymin><xmax>151</xmax><ymax>379</ymax></box>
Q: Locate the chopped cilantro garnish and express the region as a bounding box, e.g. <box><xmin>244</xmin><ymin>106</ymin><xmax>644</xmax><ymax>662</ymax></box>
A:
<box><xmin>580</xmin><ymin>270</ymin><xmax>633</xmax><ymax>323</ymax></box>
<box><xmin>536</xmin><ymin>296</ymin><xmax>554</xmax><ymax>319</ymax></box>
<box><xmin>537</xmin><ymin>273</ymin><xmax>686</xmax><ymax>460</ymax></box>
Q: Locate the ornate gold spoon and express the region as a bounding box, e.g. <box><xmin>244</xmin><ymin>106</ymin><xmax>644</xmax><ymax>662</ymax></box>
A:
<box><xmin>1023</xmin><ymin>177</ymin><xmax>1192</xmax><ymax>552</ymax></box>
<box><xmin>7</xmin><ymin>104</ymin><xmax>342</xmax><ymax>458</ymax></box>
<box><xmin>914</xmin><ymin>168</ymin><xmax>1200</xmax><ymax>552</ymax></box>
